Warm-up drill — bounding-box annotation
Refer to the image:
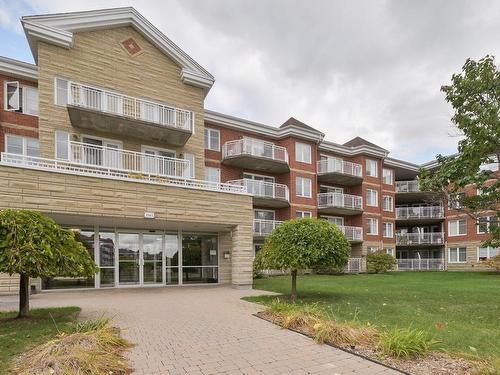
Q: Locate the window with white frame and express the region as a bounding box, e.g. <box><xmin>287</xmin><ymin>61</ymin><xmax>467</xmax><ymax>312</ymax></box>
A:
<box><xmin>296</xmin><ymin>211</ymin><xmax>312</xmax><ymax>219</ymax></box>
<box><xmin>383</xmin><ymin>247</ymin><xmax>395</xmax><ymax>256</ymax></box>
<box><xmin>55</xmin><ymin>77</ymin><xmax>69</xmax><ymax>106</ymax></box>
<box><xmin>5</xmin><ymin>135</ymin><xmax>39</xmax><ymax>157</ymax></box>
<box><xmin>204</xmin><ymin>128</ymin><xmax>220</xmax><ymax>151</ymax></box>
<box><xmin>4</xmin><ymin>81</ymin><xmax>38</xmax><ymax>116</ymax></box>
<box><xmin>296</xmin><ymin>176</ymin><xmax>312</xmax><ymax>198</ymax></box>
<box><xmin>55</xmin><ymin>130</ymin><xmax>70</xmax><ymax>160</ymax></box>
<box><xmin>383</xmin><ymin>222</ymin><xmax>394</xmax><ymax>238</ymax></box>
<box><xmin>366</xmin><ymin>159</ymin><xmax>378</xmax><ymax>177</ymax></box>
<box><xmin>448</xmin><ymin>219</ymin><xmax>467</xmax><ymax>236</ymax></box>
<box><xmin>295</xmin><ymin>142</ymin><xmax>311</xmax><ymax>163</ymax></box>
<box><xmin>184</xmin><ymin>153</ymin><xmax>195</xmax><ymax>178</ymax></box>
<box><xmin>477</xmin><ymin>216</ymin><xmax>496</xmax><ymax>234</ymax></box>
<box><xmin>478</xmin><ymin>246</ymin><xmax>500</xmax><ymax>261</ymax></box>
<box><xmin>324</xmin><ymin>216</ymin><xmax>344</xmax><ymax>226</ymax></box>
<box><xmin>383</xmin><ymin>168</ymin><xmax>393</xmax><ymax>185</ymax></box>
<box><xmin>449</xmin><ymin>247</ymin><xmax>467</xmax><ymax>263</ymax></box>
<box><xmin>367</xmin><ymin>246</ymin><xmax>379</xmax><ymax>253</ymax></box>
<box><xmin>383</xmin><ymin>195</ymin><xmax>393</xmax><ymax>211</ymax></box>
<box><xmin>366</xmin><ymin>189</ymin><xmax>378</xmax><ymax>207</ymax></box>
<box><xmin>366</xmin><ymin>218</ymin><xmax>378</xmax><ymax>235</ymax></box>
<box><xmin>204</xmin><ymin>167</ymin><xmax>220</xmax><ymax>183</ymax></box>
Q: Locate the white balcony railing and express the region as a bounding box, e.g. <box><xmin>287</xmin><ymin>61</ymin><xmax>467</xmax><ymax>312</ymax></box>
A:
<box><xmin>317</xmin><ymin>192</ymin><xmax>363</xmax><ymax>210</ymax></box>
<box><xmin>1</xmin><ymin>153</ymin><xmax>246</xmax><ymax>194</ymax></box>
<box><xmin>338</xmin><ymin>225</ymin><xmax>363</xmax><ymax>241</ymax></box>
<box><xmin>222</xmin><ymin>139</ymin><xmax>289</xmax><ymax>163</ymax></box>
<box><xmin>68</xmin><ymin>141</ymin><xmax>190</xmax><ymax>179</ymax></box>
<box><xmin>68</xmin><ymin>81</ymin><xmax>194</xmax><ymax>132</ymax></box>
<box><xmin>396</xmin><ymin>232</ymin><xmax>445</xmax><ymax>246</ymax></box>
<box><xmin>344</xmin><ymin>258</ymin><xmax>363</xmax><ymax>273</ymax></box>
<box><xmin>396</xmin><ymin>259</ymin><xmax>445</xmax><ymax>271</ymax></box>
<box><xmin>253</xmin><ymin>219</ymin><xmax>284</xmax><ymax>236</ymax></box>
<box><xmin>317</xmin><ymin>159</ymin><xmax>362</xmax><ymax>178</ymax></box>
<box><xmin>228</xmin><ymin>179</ymin><xmax>289</xmax><ymax>201</ymax></box>
<box><xmin>396</xmin><ymin>206</ymin><xmax>444</xmax><ymax>220</ymax></box>
<box><xmin>396</xmin><ymin>180</ymin><xmax>420</xmax><ymax>193</ymax></box>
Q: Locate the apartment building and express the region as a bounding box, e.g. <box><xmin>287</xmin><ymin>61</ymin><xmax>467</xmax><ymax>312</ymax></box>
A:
<box><xmin>0</xmin><ymin>8</ymin><xmax>498</xmax><ymax>294</ymax></box>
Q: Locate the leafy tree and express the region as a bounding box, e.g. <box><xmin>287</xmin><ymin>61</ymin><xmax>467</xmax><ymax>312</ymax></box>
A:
<box><xmin>367</xmin><ymin>250</ymin><xmax>396</xmax><ymax>273</ymax></box>
<box><xmin>484</xmin><ymin>254</ymin><xmax>500</xmax><ymax>273</ymax></box>
<box><xmin>0</xmin><ymin>209</ymin><xmax>98</xmax><ymax>318</ymax></box>
<box><xmin>420</xmin><ymin>55</ymin><xmax>500</xmax><ymax>247</ymax></box>
<box><xmin>254</xmin><ymin>218</ymin><xmax>351</xmax><ymax>301</ymax></box>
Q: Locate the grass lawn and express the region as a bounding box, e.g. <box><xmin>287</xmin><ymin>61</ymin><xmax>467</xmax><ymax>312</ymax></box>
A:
<box><xmin>0</xmin><ymin>307</ymin><xmax>81</xmax><ymax>374</ymax></box>
<box><xmin>246</xmin><ymin>272</ymin><xmax>500</xmax><ymax>359</ymax></box>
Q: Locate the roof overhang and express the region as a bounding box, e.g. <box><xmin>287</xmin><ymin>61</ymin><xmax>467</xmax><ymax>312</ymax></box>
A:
<box><xmin>0</xmin><ymin>56</ymin><xmax>38</xmax><ymax>81</ymax></box>
<box><xmin>319</xmin><ymin>140</ymin><xmax>389</xmax><ymax>158</ymax></box>
<box><xmin>21</xmin><ymin>7</ymin><xmax>214</xmax><ymax>93</ymax></box>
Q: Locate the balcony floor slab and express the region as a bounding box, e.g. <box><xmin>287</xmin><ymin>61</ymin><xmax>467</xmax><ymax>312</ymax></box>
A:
<box><xmin>222</xmin><ymin>155</ymin><xmax>289</xmax><ymax>174</ymax></box>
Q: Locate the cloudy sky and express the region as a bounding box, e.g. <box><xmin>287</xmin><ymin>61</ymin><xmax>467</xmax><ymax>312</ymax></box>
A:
<box><xmin>1</xmin><ymin>0</ymin><xmax>499</xmax><ymax>163</ymax></box>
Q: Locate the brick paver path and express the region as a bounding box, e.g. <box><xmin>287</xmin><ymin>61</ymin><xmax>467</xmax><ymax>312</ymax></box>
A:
<box><xmin>0</xmin><ymin>286</ymin><xmax>400</xmax><ymax>374</ymax></box>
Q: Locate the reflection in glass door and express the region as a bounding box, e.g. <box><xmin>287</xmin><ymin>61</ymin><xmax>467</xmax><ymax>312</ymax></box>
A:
<box><xmin>118</xmin><ymin>233</ymin><xmax>140</xmax><ymax>285</ymax></box>
<box><xmin>142</xmin><ymin>234</ymin><xmax>163</xmax><ymax>284</ymax></box>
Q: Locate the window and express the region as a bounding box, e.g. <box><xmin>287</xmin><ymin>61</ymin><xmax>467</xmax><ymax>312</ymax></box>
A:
<box><xmin>383</xmin><ymin>168</ymin><xmax>393</xmax><ymax>185</ymax></box>
<box><xmin>449</xmin><ymin>247</ymin><xmax>467</xmax><ymax>263</ymax></box>
<box><xmin>384</xmin><ymin>247</ymin><xmax>395</xmax><ymax>256</ymax></box>
<box><xmin>204</xmin><ymin>128</ymin><xmax>220</xmax><ymax>151</ymax></box>
<box><xmin>296</xmin><ymin>177</ymin><xmax>312</xmax><ymax>198</ymax></box>
<box><xmin>296</xmin><ymin>211</ymin><xmax>312</xmax><ymax>219</ymax></box>
<box><xmin>184</xmin><ymin>153</ymin><xmax>195</xmax><ymax>178</ymax></box>
<box><xmin>366</xmin><ymin>218</ymin><xmax>378</xmax><ymax>235</ymax></box>
<box><xmin>366</xmin><ymin>189</ymin><xmax>378</xmax><ymax>207</ymax></box>
<box><xmin>324</xmin><ymin>216</ymin><xmax>344</xmax><ymax>226</ymax></box>
<box><xmin>478</xmin><ymin>247</ymin><xmax>500</xmax><ymax>261</ymax></box>
<box><xmin>254</xmin><ymin>210</ymin><xmax>275</xmax><ymax>221</ymax></box>
<box><xmin>366</xmin><ymin>159</ymin><xmax>378</xmax><ymax>177</ymax></box>
<box><xmin>4</xmin><ymin>81</ymin><xmax>38</xmax><ymax>116</ymax></box>
<box><xmin>383</xmin><ymin>196</ymin><xmax>393</xmax><ymax>211</ymax></box>
<box><xmin>367</xmin><ymin>246</ymin><xmax>379</xmax><ymax>253</ymax></box>
<box><xmin>55</xmin><ymin>77</ymin><xmax>69</xmax><ymax>106</ymax></box>
<box><xmin>204</xmin><ymin>167</ymin><xmax>220</xmax><ymax>183</ymax></box>
<box><xmin>448</xmin><ymin>219</ymin><xmax>467</xmax><ymax>236</ymax></box>
<box><xmin>5</xmin><ymin>135</ymin><xmax>39</xmax><ymax>157</ymax></box>
<box><xmin>477</xmin><ymin>216</ymin><xmax>496</xmax><ymax>234</ymax></box>
<box><xmin>383</xmin><ymin>222</ymin><xmax>394</xmax><ymax>238</ymax></box>
<box><xmin>55</xmin><ymin>130</ymin><xmax>70</xmax><ymax>160</ymax></box>
<box><xmin>448</xmin><ymin>192</ymin><xmax>465</xmax><ymax>209</ymax></box>
<box><xmin>295</xmin><ymin>142</ymin><xmax>311</xmax><ymax>163</ymax></box>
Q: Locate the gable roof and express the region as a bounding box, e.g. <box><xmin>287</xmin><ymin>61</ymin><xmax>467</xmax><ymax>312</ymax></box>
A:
<box><xmin>343</xmin><ymin>136</ymin><xmax>388</xmax><ymax>152</ymax></box>
<box><xmin>280</xmin><ymin>117</ymin><xmax>323</xmax><ymax>134</ymax></box>
<box><xmin>21</xmin><ymin>7</ymin><xmax>214</xmax><ymax>92</ymax></box>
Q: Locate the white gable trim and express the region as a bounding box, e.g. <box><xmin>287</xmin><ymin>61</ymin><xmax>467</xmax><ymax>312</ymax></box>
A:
<box><xmin>21</xmin><ymin>7</ymin><xmax>214</xmax><ymax>92</ymax></box>
<box><xmin>0</xmin><ymin>56</ymin><xmax>38</xmax><ymax>81</ymax></box>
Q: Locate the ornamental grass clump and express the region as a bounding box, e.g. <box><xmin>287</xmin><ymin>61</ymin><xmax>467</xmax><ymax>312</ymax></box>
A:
<box><xmin>11</xmin><ymin>317</ymin><xmax>132</xmax><ymax>375</ymax></box>
<box><xmin>377</xmin><ymin>327</ymin><xmax>442</xmax><ymax>358</ymax></box>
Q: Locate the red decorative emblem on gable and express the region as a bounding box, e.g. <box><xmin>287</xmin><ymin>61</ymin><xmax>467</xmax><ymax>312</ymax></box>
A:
<box><xmin>121</xmin><ymin>37</ymin><xmax>142</xmax><ymax>56</ymax></box>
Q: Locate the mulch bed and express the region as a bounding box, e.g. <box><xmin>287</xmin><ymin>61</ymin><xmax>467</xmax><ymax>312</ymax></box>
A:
<box><xmin>255</xmin><ymin>311</ymin><xmax>477</xmax><ymax>375</ymax></box>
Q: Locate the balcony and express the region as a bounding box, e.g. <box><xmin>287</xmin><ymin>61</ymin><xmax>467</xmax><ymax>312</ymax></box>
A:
<box><xmin>338</xmin><ymin>225</ymin><xmax>363</xmax><ymax>242</ymax></box>
<box><xmin>228</xmin><ymin>179</ymin><xmax>290</xmax><ymax>208</ymax></box>
<box><xmin>395</xmin><ymin>180</ymin><xmax>420</xmax><ymax>193</ymax></box>
<box><xmin>395</xmin><ymin>206</ymin><xmax>444</xmax><ymax>225</ymax></box>
<box><xmin>395</xmin><ymin>180</ymin><xmax>438</xmax><ymax>204</ymax></box>
<box><xmin>396</xmin><ymin>232</ymin><xmax>445</xmax><ymax>246</ymax></box>
<box><xmin>253</xmin><ymin>219</ymin><xmax>284</xmax><ymax>237</ymax></box>
<box><xmin>222</xmin><ymin>139</ymin><xmax>289</xmax><ymax>173</ymax></box>
<box><xmin>396</xmin><ymin>259</ymin><xmax>445</xmax><ymax>271</ymax></box>
<box><xmin>317</xmin><ymin>192</ymin><xmax>363</xmax><ymax>216</ymax></box>
<box><xmin>0</xmin><ymin>152</ymin><xmax>245</xmax><ymax>194</ymax></box>
<box><xmin>317</xmin><ymin>159</ymin><xmax>363</xmax><ymax>186</ymax></box>
<box><xmin>66</xmin><ymin>81</ymin><xmax>194</xmax><ymax>146</ymax></box>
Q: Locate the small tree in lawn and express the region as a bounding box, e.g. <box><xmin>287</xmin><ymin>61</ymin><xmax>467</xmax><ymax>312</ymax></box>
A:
<box><xmin>0</xmin><ymin>209</ymin><xmax>98</xmax><ymax>318</ymax></box>
<box><xmin>254</xmin><ymin>218</ymin><xmax>351</xmax><ymax>301</ymax></box>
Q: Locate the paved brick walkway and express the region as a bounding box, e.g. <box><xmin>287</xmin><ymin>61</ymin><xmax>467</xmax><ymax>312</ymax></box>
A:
<box><xmin>0</xmin><ymin>286</ymin><xmax>400</xmax><ymax>374</ymax></box>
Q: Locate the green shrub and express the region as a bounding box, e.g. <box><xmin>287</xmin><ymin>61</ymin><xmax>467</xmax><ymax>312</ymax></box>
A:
<box><xmin>367</xmin><ymin>250</ymin><xmax>396</xmax><ymax>273</ymax></box>
<box><xmin>484</xmin><ymin>254</ymin><xmax>500</xmax><ymax>273</ymax></box>
<box><xmin>378</xmin><ymin>327</ymin><xmax>442</xmax><ymax>358</ymax></box>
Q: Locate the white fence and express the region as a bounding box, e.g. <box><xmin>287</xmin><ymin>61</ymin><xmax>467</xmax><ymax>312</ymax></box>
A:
<box><xmin>317</xmin><ymin>158</ymin><xmax>362</xmax><ymax>177</ymax></box>
<box><xmin>68</xmin><ymin>81</ymin><xmax>194</xmax><ymax>131</ymax></box>
<box><xmin>344</xmin><ymin>258</ymin><xmax>363</xmax><ymax>273</ymax></box>
<box><xmin>228</xmin><ymin>179</ymin><xmax>289</xmax><ymax>201</ymax></box>
<box><xmin>396</xmin><ymin>259</ymin><xmax>445</xmax><ymax>271</ymax></box>
<box><xmin>396</xmin><ymin>206</ymin><xmax>444</xmax><ymax>220</ymax></box>
<box><xmin>253</xmin><ymin>219</ymin><xmax>284</xmax><ymax>236</ymax></box>
<box><xmin>396</xmin><ymin>232</ymin><xmax>445</xmax><ymax>245</ymax></box>
<box><xmin>222</xmin><ymin>139</ymin><xmax>288</xmax><ymax>163</ymax></box>
<box><xmin>395</xmin><ymin>180</ymin><xmax>420</xmax><ymax>193</ymax></box>
<box><xmin>317</xmin><ymin>192</ymin><xmax>363</xmax><ymax>210</ymax></box>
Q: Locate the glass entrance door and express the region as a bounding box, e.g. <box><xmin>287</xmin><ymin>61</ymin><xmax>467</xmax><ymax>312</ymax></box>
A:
<box><xmin>142</xmin><ymin>234</ymin><xmax>163</xmax><ymax>285</ymax></box>
<box><xmin>118</xmin><ymin>233</ymin><xmax>140</xmax><ymax>285</ymax></box>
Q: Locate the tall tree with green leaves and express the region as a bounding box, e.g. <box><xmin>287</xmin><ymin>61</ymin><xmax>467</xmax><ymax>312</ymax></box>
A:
<box><xmin>0</xmin><ymin>209</ymin><xmax>98</xmax><ymax>318</ymax></box>
<box><xmin>420</xmin><ymin>55</ymin><xmax>499</xmax><ymax>247</ymax></box>
<box><xmin>254</xmin><ymin>218</ymin><xmax>350</xmax><ymax>301</ymax></box>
